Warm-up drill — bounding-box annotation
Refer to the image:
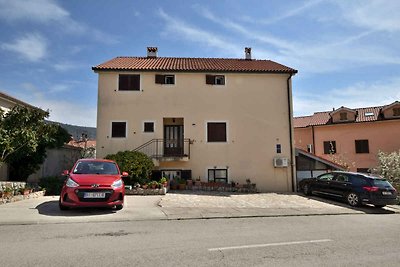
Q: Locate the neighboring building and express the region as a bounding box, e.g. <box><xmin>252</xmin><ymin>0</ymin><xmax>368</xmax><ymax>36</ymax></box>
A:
<box><xmin>92</xmin><ymin>47</ymin><xmax>298</xmax><ymax>192</ymax></box>
<box><xmin>294</xmin><ymin>101</ymin><xmax>400</xmax><ymax>173</ymax></box>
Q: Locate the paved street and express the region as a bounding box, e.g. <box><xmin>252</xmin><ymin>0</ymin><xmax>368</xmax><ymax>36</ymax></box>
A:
<box><xmin>1</xmin><ymin>214</ymin><xmax>400</xmax><ymax>266</ymax></box>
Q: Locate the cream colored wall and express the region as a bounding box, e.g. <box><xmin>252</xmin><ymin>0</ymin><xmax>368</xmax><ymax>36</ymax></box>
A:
<box><xmin>95</xmin><ymin>71</ymin><xmax>293</xmax><ymax>192</ymax></box>
<box><xmin>383</xmin><ymin>106</ymin><xmax>400</xmax><ymax>119</ymax></box>
<box><xmin>331</xmin><ymin>111</ymin><xmax>356</xmax><ymax>123</ymax></box>
<box><xmin>313</xmin><ymin>120</ymin><xmax>400</xmax><ymax>172</ymax></box>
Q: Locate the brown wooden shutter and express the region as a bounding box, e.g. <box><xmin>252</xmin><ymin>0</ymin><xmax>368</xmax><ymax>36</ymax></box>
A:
<box><xmin>206</xmin><ymin>74</ymin><xmax>215</xmax><ymax>84</ymax></box>
<box><xmin>155</xmin><ymin>74</ymin><xmax>165</xmax><ymax>84</ymax></box>
<box><xmin>207</xmin><ymin>122</ymin><xmax>227</xmax><ymax>142</ymax></box>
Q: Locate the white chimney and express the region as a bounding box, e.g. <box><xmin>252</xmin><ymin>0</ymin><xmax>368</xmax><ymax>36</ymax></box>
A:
<box><xmin>147</xmin><ymin>47</ymin><xmax>158</xmax><ymax>58</ymax></box>
<box><xmin>245</xmin><ymin>47</ymin><xmax>252</xmax><ymax>60</ymax></box>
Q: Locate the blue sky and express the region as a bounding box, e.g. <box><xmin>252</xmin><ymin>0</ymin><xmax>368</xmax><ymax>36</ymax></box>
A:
<box><xmin>0</xmin><ymin>0</ymin><xmax>399</xmax><ymax>127</ymax></box>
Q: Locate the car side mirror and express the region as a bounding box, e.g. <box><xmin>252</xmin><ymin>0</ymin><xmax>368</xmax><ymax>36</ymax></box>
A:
<box><xmin>121</xmin><ymin>172</ymin><xmax>129</xmax><ymax>177</ymax></box>
<box><xmin>62</xmin><ymin>170</ymin><xmax>69</xmax><ymax>176</ymax></box>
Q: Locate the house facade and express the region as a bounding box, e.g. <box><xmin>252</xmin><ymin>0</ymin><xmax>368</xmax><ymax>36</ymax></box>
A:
<box><xmin>294</xmin><ymin>102</ymin><xmax>400</xmax><ymax>173</ymax></box>
<box><xmin>93</xmin><ymin>47</ymin><xmax>298</xmax><ymax>192</ymax></box>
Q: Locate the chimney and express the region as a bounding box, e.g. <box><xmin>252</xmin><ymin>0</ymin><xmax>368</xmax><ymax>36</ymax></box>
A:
<box><xmin>245</xmin><ymin>47</ymin><xmax>252</xmax><ymax>60</ymax></box>
<box><xmin>147</xmin><ymin>47</ymin><xmax>158</xmax><ymax>58</ymax></box>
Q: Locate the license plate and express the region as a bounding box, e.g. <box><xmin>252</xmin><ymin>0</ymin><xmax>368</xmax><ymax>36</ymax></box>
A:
<box><xmin>382</xmin><ymin>191</ymin><xmax>392</xmax><ymax>195</ymax></box>
<box><xmin>84</xmin><ymin>192</ymin><xmax>106</xmax><ymax>198</ymax></box>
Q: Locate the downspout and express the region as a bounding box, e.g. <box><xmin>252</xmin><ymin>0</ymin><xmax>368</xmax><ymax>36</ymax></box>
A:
<box><xmin>287</xmin><ymin>73</ymin><xmax>296</xmax><ymax>192</ymax></box>
<box><xmin>312</xmin><ymin>125</ymin><xmax>315</xmax><ymax>154</ymax></box>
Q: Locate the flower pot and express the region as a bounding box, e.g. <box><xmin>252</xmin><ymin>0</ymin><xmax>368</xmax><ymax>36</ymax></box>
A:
<box><xmin>178</xmin><ymin>184</ymin><xmax>186</xmax><ymax>190</ymax></box>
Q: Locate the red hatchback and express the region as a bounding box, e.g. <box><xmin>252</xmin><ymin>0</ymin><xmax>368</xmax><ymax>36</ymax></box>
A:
<box><xmin>59</xmin><ymin>159</ymin><xmax>127</xmax><ymax>211</ymax></box>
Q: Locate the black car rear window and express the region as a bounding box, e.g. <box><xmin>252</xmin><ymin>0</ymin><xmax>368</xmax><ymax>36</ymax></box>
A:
<box><xmin>372</xmin><ymin>179</ymin><xmax>393</xmax><ymax>188</ymax></box>
<box><xmin>350</xmin><ymin>176</ymin><xmax>369</xmax><ymax>186</ymax></box>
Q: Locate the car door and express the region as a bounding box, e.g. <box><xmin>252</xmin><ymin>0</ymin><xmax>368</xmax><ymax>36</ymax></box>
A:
<box><xmin>329</xmin><ymin>173</ymin><xmax>351</xmax><ymax>197</ymax></box>
<box><xmin>313</xmin><ymin>173</ymin><xmax>335</xmax><ymax>194</ymax></box>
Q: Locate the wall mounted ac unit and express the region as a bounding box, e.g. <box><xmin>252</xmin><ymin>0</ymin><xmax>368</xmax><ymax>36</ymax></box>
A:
<box><xmin>273</xmin><ymin>157</ymin><xmax>289</xmax><ymax>168</ymax></box>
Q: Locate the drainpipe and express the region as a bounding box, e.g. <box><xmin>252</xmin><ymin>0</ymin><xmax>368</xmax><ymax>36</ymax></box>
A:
<box><xmin>287</xmin><ymin>74</ymin><xmax>296</xmax><ymax>192</ymax></box>
<box><xmin>312</xmin><ymin>125</ymin><xmax>315</xmax><ymax>154</ymax></box>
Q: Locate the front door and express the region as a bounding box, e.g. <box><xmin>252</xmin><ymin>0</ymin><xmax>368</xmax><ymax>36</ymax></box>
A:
<box><xmin>164</xmin><ymin>125</ymin><xmax>183</xmax><ymax>156</ymax></box>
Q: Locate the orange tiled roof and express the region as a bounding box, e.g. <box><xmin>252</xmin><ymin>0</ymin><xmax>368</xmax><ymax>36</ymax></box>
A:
<box><xmin>92</xmin><ymin>57</ymin><xmax>297</xmax><ymax>73</ymax></box>
<box><xmin>294</xmin><ymin>105</ymin><xmax>396</xmax><ymax>128</ymax></box>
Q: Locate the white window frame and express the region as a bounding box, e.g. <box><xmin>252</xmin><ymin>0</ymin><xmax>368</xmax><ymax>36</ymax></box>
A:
<box><xmin>143</xmin><ymin>120</ymin><xmax>156</xmax><ymax>133</ymax></box>
<box><xmin>110</xmin><ymin>120</ymin><xmax>128</xmax><ymax>139</ymax></box>
<box><xmin>164</xmin><ymin>75</ymin><xmax>176</xmax><ymax>86</ymax></box>
<box><xmin>205</xmin><ymin>120</ymin><xmax>229</xmax><ymax>143</ymax></box>
<box><xmin>206</xmin><ymin>167</ymin><xmax>229</xmax><ymax>183</ymax></box>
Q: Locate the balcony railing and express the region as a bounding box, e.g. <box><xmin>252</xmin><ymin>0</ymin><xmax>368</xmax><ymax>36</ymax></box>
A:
<box><xmin>133</xmin><ymin>139</ymin><xmax>191</xmax><ymax>160</ymax></box>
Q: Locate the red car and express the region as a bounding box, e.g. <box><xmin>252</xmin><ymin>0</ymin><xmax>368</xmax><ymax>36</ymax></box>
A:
<box><xmin>59</xmin><ymin>159</ymin><xmax>127</xmax><ymax>211</ymax></box>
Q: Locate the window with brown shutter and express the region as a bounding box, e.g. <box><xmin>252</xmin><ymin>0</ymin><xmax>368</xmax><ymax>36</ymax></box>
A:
<box><xmin>206</xmin><ymin>75</ymin><xmax>215</xmax><ymax>84</ymax></box>
<box><xmin>206</xmin><ymin>75</ymin><xmax>225</xmax><ymax>85</ymax></box>
<box><xmin>155</xmin><ymin>74</ymin><xmax>164</xmax><ymax>84</ymax></box>
<box><xmin>155</xmin><ymin>74</ymin><xmax>175</xmax><ymax>84</ymax></box>
<box><xmin>355</xmin><ymin>140</ymin><xmax>369</xmax><ymax>153</ymax></box>
<box><xmin>207</xmin><ymin>122</ymin><xmax>227</xmax><ymax>142</ymax></box>
<box><xmin>119</xmin><ymin>74</ymin><xmax>140</xmax><ymax>91</ymax></box>
<box><xmin>144</xmin><ymin>122</ymin><xmax>154</xmax><ymax>133</ymax></box>
<box><xmin>323</xmin><ymin>141</ymin><xmax>336</xmax><ymax>154</ymax></box>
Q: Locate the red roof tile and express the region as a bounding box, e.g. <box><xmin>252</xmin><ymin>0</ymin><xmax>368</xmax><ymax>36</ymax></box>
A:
<box><xmin>294</xmin><ymin>104</ymin><xmax>398</xmax><ymax>128</ymax></box>
<box><xmin>92</xmin><ymin>57</ymin><xmax>297</xmax><ymax>73</ymax></box>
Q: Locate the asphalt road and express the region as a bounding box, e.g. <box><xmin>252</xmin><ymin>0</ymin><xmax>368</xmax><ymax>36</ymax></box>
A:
<box><xmin>1</xmin><ymin>214</ymin><xmax>399</xmax><ymax>267</ymax></box>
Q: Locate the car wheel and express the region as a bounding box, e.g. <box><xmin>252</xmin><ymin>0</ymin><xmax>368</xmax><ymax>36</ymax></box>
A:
<box><xmin>303</xmin><ymin>184</ymin><xmax>312</xmax><ymax>196</ymax></box>
<box><xmin>374</xmin><ymin>205</ymin><xmax>386</xmax><ymax>208</ymax></box>
<box><xmin>115</xmin><ymin>204</ymin><xmax>123</xmax><ymax>210</ymax></box>
<box><xmin>346</xmin><ymin>192</ymin><xmax>360</xmax><ymax>207</ymax></box>
<box><xmin>59</xmin><ymin>199</ymin><xmax>69</xmax><ymax>210</ymax></box>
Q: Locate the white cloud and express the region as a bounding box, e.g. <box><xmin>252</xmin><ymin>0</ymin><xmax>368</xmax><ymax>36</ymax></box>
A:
<box><xmin>0</xmin><ymin>0</ymin><xmax>69</xmax><ymax>22</ymax></box>
<box><xmin>158</xmin><ymin>9</ymin><xmax>241</xmax><ymax>56</ymax></box>
<box><xmin>293</xmin><ymin>77</ymin><xmax>400</xmax><ymax>116</ymax></box>
<box><xmin>2</xmin><ymin>33</ymin><xmax>47</xmax><ymax>61</ymax></box>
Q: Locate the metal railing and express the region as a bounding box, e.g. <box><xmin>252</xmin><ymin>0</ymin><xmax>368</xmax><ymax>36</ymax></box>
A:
<box><xmin>133</xmin><ymin>139</ymin><xmax>191</xmax><ymax>159</ymax></box>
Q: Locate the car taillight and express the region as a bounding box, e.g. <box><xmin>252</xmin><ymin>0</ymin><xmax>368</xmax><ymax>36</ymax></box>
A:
<box><xmin>363</xmin><ymin>186</ymin><xmax>379</xmax><ymax>192</ymax></box>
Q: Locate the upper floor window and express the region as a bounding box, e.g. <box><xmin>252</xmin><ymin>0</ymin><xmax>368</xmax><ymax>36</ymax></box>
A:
<box><xmin>155</xmin><ymin>74</ymin><xmax>175</xmax><ymax>85</ymax></box>
<box><xmin>339</xmin><ymin>112</ymin><xmax>348</xmax><ymax>121</ymax></box>
<box><xmin>111</xmin><ymin>122</ymin><xmax>126</xmax><ymax>138</ymax></box>
<box><xmin>207</xmin><ymin>122</ymin><xmax>227</xmax><ymax>142</ymax></box>
<box><xmin>323</xmin><ymin>141</ymin><xmax>336</xmax><ymax>154</ymax></box>
<box><xmin>355</xmin><ymin>139</ymin><xmax>369</xmax><ymax>153</ymax></box>
<box><xmin>206</xmin><ymin>75</ymin><xmax>225</xmax><ymax>85</ymax></box>
<box><xmin>119</xmin><ymin>74</ymin><xmax>140</xmax><ymax>91</ymax></box>
<box><xmin>394</xmin><ymin>108</ymin><xmax>400</xmax><ymax>117</ymax></box>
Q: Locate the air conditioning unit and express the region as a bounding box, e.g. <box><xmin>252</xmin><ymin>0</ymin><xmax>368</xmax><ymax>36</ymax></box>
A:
<box><xmin>273</xmin><ymin>157</ymin><xmax>289</xmax><ymax>168</ymax></box>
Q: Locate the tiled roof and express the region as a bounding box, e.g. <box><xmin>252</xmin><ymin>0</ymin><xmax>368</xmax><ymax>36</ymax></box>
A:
<box><xmin>0</xmin><ymin>91</ymin><xmax>38</xmax><ymax>110</ymax></box>
<box><xmin>92</xmin><ymin>57</ymin><xmax>297</xmax><ymax>73</ymax></box>
<box><xmin>294</xmin><ymin>104</ymin><xmax>396</xmax><ymax>128</ymax></box>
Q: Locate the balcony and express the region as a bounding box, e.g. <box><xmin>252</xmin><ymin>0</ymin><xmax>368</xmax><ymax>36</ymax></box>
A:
<box><xmin>133</xmin><ymin>139</ymin><xmax>191</xmax><ymax>162</ymax></box>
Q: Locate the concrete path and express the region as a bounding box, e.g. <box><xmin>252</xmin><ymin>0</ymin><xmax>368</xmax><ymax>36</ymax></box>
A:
<box><xmin>0</xmin><ymin>192</ymin><xmax>398</xmax><ymax>225</ymax></box>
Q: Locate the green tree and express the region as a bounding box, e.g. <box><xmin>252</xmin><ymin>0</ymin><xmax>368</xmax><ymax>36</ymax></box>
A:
<box><xmin>0</xmin><ymin>106</ymin><xmax>71</xmax><ymax>181</ymax></box>
<box><xmin>105</xmin><ymin>151</ymin><xmax>154</xmax><ymax>185</ymax></box>
<box><xmin>8</xmin><ymin>125</ymin><xmax>71</xmax><ymax>181</ymax></box>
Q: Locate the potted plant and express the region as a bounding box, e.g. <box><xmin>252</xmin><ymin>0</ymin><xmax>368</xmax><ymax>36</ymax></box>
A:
<box><xmin>3</xmin><ymin>187</ymin><xmax>13</xmax><ymax>198</ymax></box>
<box><xmin>150</xmin><ymin>181</ymin><xmax>158</xmax><ymax>189</ymax></box>
<box><xmin>170</xmin><ymin>178</ymin><xmax>178</xmax><ymax>190</ymax></box>
<box><xmin>160</xmin><ymin>177</ymin><xmax>168</xmax><ymax>187</ymax></box>
<box><xmin>178</xmin><ymin>179</ymin><xmax>186</xmax><ymax>190</ymax></box>
<box><xmin>142</xmin><ymin>183</ymin><xmax>148</xmax><ymax>189</ymax></box>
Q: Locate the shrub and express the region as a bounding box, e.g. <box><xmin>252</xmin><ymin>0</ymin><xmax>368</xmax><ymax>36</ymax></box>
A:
<box><xmin>105</xmin><ymin>151</ymin><xmax>154</xmax><ymax>185</ymax></box>
<box><xmin>39</xmin><ymin>176</ymin><xmax>65</xmax><ymax>196</ymax></box>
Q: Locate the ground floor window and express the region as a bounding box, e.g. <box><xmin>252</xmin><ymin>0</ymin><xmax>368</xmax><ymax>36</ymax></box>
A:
<box><xmin>208</xmin><ymin>168</ymin><xmax>228</xmax><ymax>183</ymax></box>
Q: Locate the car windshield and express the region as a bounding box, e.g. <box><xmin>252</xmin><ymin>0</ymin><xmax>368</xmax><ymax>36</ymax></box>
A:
<box><xmin>372</xmin><ymin>179</ymin><xmax>393</xmax><ymax>188</ymax></box>
<box><xmin>72</xmin><ymin>161</ymin><xmax>119</xmax><ymax>175</ymax></box>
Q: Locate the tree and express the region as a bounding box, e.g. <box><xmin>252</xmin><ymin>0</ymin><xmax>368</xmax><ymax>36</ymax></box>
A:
<box><xmin>372</xmin><ymin>150</ymin><xmax>400</xmax><ymax>185</ymax></box>
<box><xmin>0</xmin><ymin>106</ymin><xmax>71</xmax><ymax>181</ymax></box>
<box><xmin>105</xmin><ymin>151</ymin><xmax>154</xmax><ymax>185</ymax></box>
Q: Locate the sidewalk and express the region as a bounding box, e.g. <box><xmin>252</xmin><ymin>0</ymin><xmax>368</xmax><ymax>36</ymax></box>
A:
<box><xmin>0</xmin><ymin>192</ymin><xmax>398</xmax><ymax>225</ymax></box>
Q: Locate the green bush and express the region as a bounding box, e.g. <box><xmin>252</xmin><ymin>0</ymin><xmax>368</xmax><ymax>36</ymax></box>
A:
<box><xmin>39</xmin><ymin>176</ymin><xmax>65</xmax><ymax>196</ymax></box>
<box><xmin>105</xmin><ymin>151</ymin><xmax>154</xmax><ymax>185</ymax></box>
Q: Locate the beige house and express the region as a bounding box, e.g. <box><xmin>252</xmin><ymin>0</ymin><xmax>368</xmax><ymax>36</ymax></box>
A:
<box><xmin>92</xmin><ymin>47</ymin><xmax>298</xmax><ymax>192</ymax></box>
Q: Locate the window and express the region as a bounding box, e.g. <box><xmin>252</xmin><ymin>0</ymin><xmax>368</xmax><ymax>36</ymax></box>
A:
<box><xmin>317</xmin><ymin>173</ymin><xmax>334</xmax><ymax>181</ymax></box>
<box><xmin>155</xmin><ymin>74</ymin><xmax>175</xmax><ymax>85</ymax></box>
<box><xmin>339</xmin><ymin>112</ymin><xmax>348</xmax><ymax>121</ymax></box>
<box><xmin>111</xmin><ymin>122</ymin><xmax>126</xmax><ymax>138</ymax></box>
<box><xmin>206</xmin><ymin>74</ymin><xmax>225</xmax><ymax>85</ymax></box>
<box><xmin>307</xmin><ymin>144</ymin><xmax>313</xmax><ymax>153</ymax></box>
<box><xmin>355</xmin><ymin>139</ymin><xmax>369</xmax><ymax>153</ymax></box>
<box><xmin>119</xmin><ymin>74</ymin><xmax>140</xmax><ymax>91</ymax></box>
<box><xmin>323</xmin><ymin>141</ymin><xmax>336</xmax><ymax>154</ymax></box>
<box><xmin>207</xmin><ymin>122</ymin><xmax>227</xmax><ymax>142</ymax></box>
<box><xmin>365</xmin><ymin>112</ymin><xmax>374</xmax><ymax>117</ymax></box>
<box><xmin>276</xmin><ymin>144</ymin><xmax>282</xmax><ymax>154</ymax></box>
<box><xmin>334</xmin><ymin>174</ymin><xmax>349</xmax><ymax>182</ymax></box>
<box><xmin>357</xmin><ymin>168</ymin><xmax>370</xmax><ymax>173</ymax></box>
<box><xmin>143</xmin><ymin>122</ymin><xmax>154</xmax><ymax>133</ymax></box>
<box><xmin>208</xmin><ymin>168</ymin><xmax>228</xmax><ymax>183</ymax></box>
<box><xmin>350</xmin><ymin>175</ymin><xmax>368</xmax><ymax>186</ymax></box>
<box><xmin>394</xmin><ymin>108</ymin><xmax>400</xmax><ymax>117</ymax></box>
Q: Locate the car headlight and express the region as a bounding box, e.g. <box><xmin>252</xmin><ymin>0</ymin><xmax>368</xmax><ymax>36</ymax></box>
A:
<box><xmin>66</xmin><ymin>178</ymin><xmax>79</xmax><ymax>188</ymax></box>
<box><xmin>112</xmin><ymin>179</ymin><xmax>123</xmax><ymax>189</ymax></box>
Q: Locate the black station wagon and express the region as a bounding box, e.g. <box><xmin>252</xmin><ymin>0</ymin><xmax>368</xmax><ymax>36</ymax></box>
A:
<box><xmin>299</xmin><ymin>171</ymin><xmax>398</xmax><ymax>208</ymax></box>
